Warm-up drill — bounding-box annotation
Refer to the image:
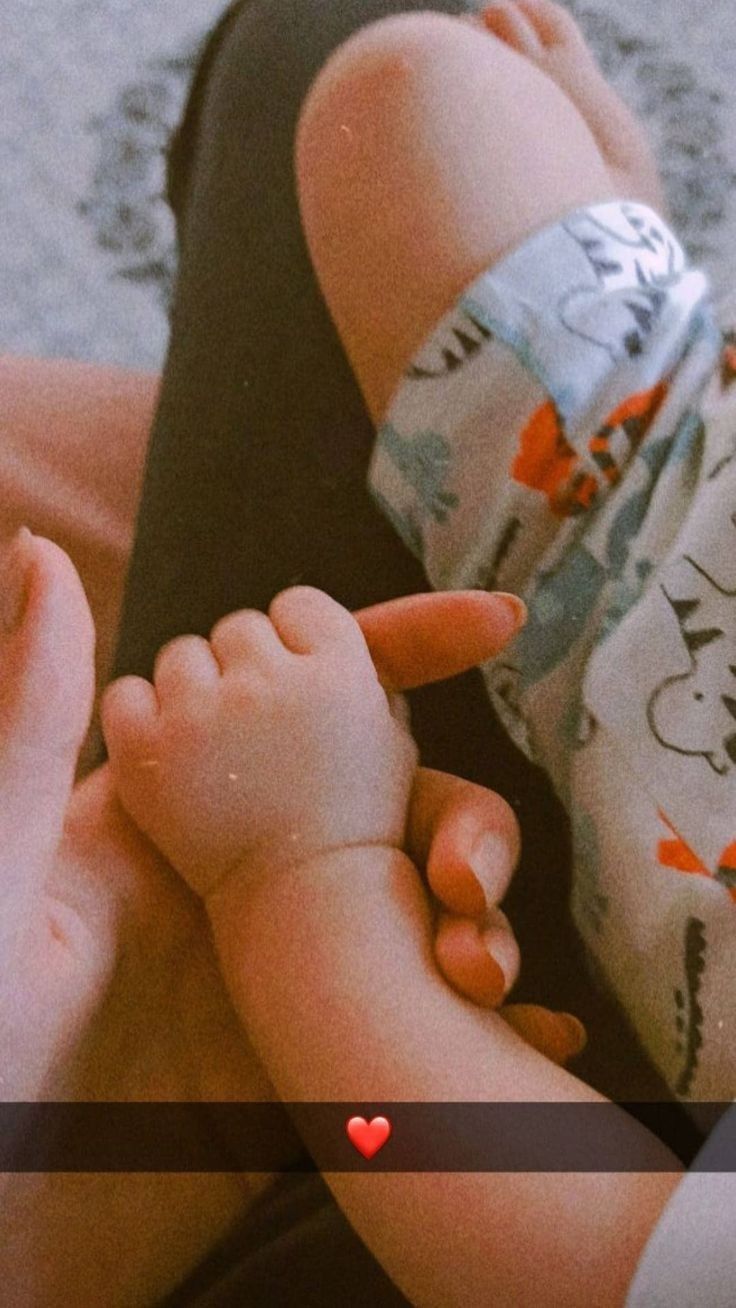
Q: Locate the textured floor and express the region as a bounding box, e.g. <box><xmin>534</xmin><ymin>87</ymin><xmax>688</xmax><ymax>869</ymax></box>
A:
<box><xmin>0</xmin><ymin>0</ymin><xmax>228</xmax><ymax>369</ymax></box>
<box><xmin>2</xmin><ymin>0</ymin><xmax>736</xmax><ymax>371</ymax></box>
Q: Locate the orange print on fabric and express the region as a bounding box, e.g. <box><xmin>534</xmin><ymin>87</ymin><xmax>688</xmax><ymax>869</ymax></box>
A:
<box><xmin>717</xmin><ymin>840</ymin><xmax>736</xmax><ymax>905</ymax></box>
<box><xmin>597</xmin><ymin>382</ymin><xmax>668</xmax><ymax>454</ymax></box>
<box><xmin>512</xmin><ymin>383</ymin><xmax>668</xmax><ymax>519</ymax></box>
<box><xmin>657</xmin><ymin>829</ymin><xmax>709</xmax><ymax>876</ymax></box>
<box><xmin>721</xmin><ymin>333</ymin><xmax>736</xmax><ymax>390</ymax></box>
<box><xmin>512</xmin><ymin>402</ymin><xmax>596</xmax><ymax>518</ymax></box>
<box><xmin>657</xmin><ymin>811</ymin><xmax>736</xmax><ymax>904</ymax></box>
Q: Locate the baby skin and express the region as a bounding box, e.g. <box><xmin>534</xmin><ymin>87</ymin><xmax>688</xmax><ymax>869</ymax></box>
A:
<box><xmin>0</xmin><ymin>529</ymin><xmax>590</xmax><ymax>1306</ymax></box>
<box><xmin>103</xmin><ymin>586</ymin><xmax>681</xmax><ymax>1308</ymax></box>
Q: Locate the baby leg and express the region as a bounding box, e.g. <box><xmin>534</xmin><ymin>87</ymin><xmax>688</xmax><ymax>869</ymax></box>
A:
<box><xmin>294</xmin><ymin>0</ymin><xmax>654</xmax><ymax>1016</ymax></box>
<box><xmin>295</xmin><ymin>2</ymin><xmax>662</xmax><ymax>421</ymax></box>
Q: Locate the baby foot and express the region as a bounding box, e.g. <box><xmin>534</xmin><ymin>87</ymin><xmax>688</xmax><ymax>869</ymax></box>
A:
<box><xmin>478</xmin><ymin>0</ymin><xmax>668</xmax><ymax>216</ymax></box>
<box><xmin>0</xmin><ymin>530</ymin><xmax>112</xmax><ymax>1097</ymax></box>
<box><xmin>102</xmin><ymin>586</ymin><xmax>417</xmax><ymax>904</ymax></box>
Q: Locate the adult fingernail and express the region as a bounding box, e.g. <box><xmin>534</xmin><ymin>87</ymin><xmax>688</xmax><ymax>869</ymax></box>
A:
<box><xmin>494</xmin><ymin>593</ymin><xmax>527</xmax><ymax>638</ymax></box>
<box><xmin>556</xmin><ymin>1012</ymin><xmax>587</xmax><ymax>1057</ymax></box>
<box><xmin>468</xmin><ymin>832</ymin><xmax>512</xmax><ymax>906</ymax></box>
<box><xmin>0</xmin><ymin>527</ymin><xmax>34</xmax><ymax>633</ymax></box>
<box><xmin>476</xmin><ymin>948</ymin><xmax>507</xmax><ymax>1008</ymax></box>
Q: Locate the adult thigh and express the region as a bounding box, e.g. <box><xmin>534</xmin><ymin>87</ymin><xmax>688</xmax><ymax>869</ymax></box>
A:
<box><xmin>114</xmin><ymin>0</ymin><xmax>668</xmax><ymax>1124</ymax></box>
<box><xmin>113</xmin><ymin>0</ymin><xmax>479</xmax><ymax>681</ymax></box>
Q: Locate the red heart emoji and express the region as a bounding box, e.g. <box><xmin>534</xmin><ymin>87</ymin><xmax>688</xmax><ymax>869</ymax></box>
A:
<box><xmin>346</xmin><ymin>1115</ymin><xmax>392</xmax><ymax>1160</ymax></box>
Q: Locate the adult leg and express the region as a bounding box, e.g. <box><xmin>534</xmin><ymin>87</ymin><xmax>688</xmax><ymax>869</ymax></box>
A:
<box><xmin>117</xmin><ymin>0</ymin><xmax>672</xmax><ymax>1094</ymax></box>
<box><xmin>104</xmin><ymin>2</ymin><xmax>681</xmax><ymax>1302</ymax></box>
<box><xmin>112</xmin><ymin>0</ymin><xmax>591</xmax><ymax>1023</ymax></box>
<box><xmin>114</xmin><ymin>0</ymin><xmax>675</xmax><ymax>1097</ymax></box>
<box><xmin>114</xmin><ymin>0</ymin><xmax>451</xmax><ymax>673</ymax></box>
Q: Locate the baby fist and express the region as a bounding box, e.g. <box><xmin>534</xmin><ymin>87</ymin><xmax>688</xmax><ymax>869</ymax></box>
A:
<box><xmin>102</xmin><ymin>588</ymin><xmax>418</xmax><ymax>899</ymax></box>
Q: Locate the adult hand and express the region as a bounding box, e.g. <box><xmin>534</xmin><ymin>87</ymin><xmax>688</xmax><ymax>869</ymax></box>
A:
<box><xmin>358</xmin><ymin>590</ymin><xmax>585</xmax><ymax>1065</ymax></box>
<box><xmin>0</xmin><ymin>558</ymin><xmax>579</xmax><ymax>1307</ymax></box>
<box><xmin>57</xmin><ymin>586</ymin><xmax>580</xmax><ymax>1119</ymax></box>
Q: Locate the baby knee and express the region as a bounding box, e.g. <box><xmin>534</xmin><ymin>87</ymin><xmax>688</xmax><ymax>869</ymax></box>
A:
<box><xmin>295</xmin><ymin>11</ymin><xmax>488</xmax><ymax>189</ymax></box>
<box><xmin>298</xmin><ymin>11</ymin><xmax>474</xmax><ymax>107</ymax></box>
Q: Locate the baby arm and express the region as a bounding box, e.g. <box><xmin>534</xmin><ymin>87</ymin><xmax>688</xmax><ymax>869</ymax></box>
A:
<box><xmin>102</xmin><ymin>585</ymin><xmax>681</xmax><ymax>1308</ymax></box>
<box><xmin>232</xmin><ymin>843</ymin><xmax>680</xmax><ymax>1308</ymax></box>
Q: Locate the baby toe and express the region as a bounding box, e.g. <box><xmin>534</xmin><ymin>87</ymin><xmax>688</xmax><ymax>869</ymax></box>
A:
<box><xmin>513</xmin><ymin>0</ymin><xmax>586</xmax><ymax>50</ymax></box>
<box><xmin>480</xmin><ymin>2</ymin><xmax>545</xmax><ymax>58</ymax></box>
<box><xmin>268</xmin><ymin>585</ymin><xmax>362</xmax><ymax>654</ymax></box>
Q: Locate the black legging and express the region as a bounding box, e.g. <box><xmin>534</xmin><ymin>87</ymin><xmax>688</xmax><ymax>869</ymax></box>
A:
<box><xmin>114</xmin><ymin>2</ymin><xmax>686</xmax><ymax>1303</ymax></box>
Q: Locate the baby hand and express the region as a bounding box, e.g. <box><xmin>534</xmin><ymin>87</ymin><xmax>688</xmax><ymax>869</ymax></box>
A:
<box><xmin>102</xmin><ymin>587</ymin><xmax>417</xmax><ymax>900</ymax></box>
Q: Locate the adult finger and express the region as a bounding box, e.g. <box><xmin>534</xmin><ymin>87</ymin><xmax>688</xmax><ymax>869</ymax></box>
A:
<box><xmin>500</xmin><ymin>1004</ymin><xmax>588</xmax><ymax>1068</ymax></box>
<box><xmin>434</xmin><ymin>908</ymin><xmax>520</xmax><ymax>1008</ymax></box>
<box><xmin>406</xmin><ymin>767</ymin><xmax>520</xmax><ymax>917</ymax></box>
<box><xmin>355</xmin><ymin>590</ymin><xmax>526</xmax><ymax>692</ymax></box>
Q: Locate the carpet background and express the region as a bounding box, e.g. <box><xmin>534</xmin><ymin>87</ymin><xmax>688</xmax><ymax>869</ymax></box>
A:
<box><xmin>2</xmin><ymin>0</ymin><xmax>736</xmax><ymax>371</ymax></box>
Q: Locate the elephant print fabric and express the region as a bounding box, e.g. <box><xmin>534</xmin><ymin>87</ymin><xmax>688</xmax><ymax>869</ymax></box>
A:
<box><xmin>369</xmin><ymin>199</ymin><xmax>736</xmax><ymax>1104</ymax></box>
